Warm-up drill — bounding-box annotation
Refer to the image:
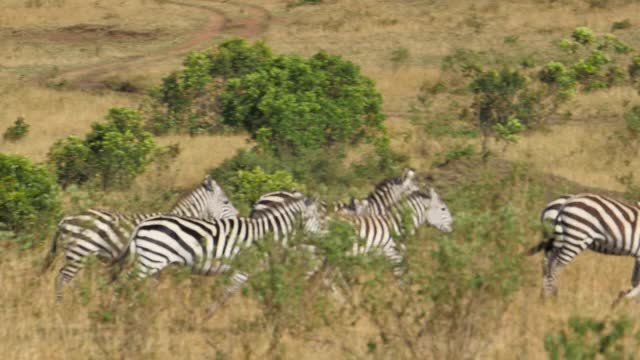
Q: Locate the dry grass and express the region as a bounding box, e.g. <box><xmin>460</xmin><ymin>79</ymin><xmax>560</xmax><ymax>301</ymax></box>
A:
<box><xmin>2</xmin><ymin>0</ymin><xmax>640</xmax><ymax>358</ymax></box>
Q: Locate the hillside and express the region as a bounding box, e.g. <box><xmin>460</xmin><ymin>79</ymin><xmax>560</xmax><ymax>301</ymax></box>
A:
<box><xmin>2</xmin><ymin>0</ymin><xmax>640</xmax><ymax>358</ymax></box>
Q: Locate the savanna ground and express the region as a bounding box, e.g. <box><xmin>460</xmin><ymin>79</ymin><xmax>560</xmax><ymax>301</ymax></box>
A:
<box><xmin>2</xmin><ymin>0</ymin><xmax>640</xmax><ymax>358</ymax></box>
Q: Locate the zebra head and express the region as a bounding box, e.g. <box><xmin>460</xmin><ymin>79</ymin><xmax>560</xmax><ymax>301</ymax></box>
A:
<box><xmin>201</xmin><ymin>175</ymin><xmax>239</xmax><ymax>219</ymax></box>
<box><xmin>302</xmin><ymin>197</ymin><xmax>328</xmax><ymax>234</ymax></box>
<box><xmin>424</xmin><ymin>187</ymin><xmax>453</xmax><ymax>233</ymax></box>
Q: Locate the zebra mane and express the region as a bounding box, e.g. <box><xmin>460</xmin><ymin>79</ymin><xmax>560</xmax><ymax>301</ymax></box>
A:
<box><xmin>371</xmin><ymin>168</ymin><xmax>414</xmax><ymax>191</ymax></box>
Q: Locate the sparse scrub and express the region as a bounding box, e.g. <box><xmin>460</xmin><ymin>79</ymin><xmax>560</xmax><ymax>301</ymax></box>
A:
<box><xmin>389</xmin><ymin>47</ymin><xmax>410</xmax><ymax>68</ymax></box>
<box><xmin>612</xmin><ymin>19</ymin><xmax>631</xmax><ymax>31</ymax></box>
<box><xmin>544</xmin><ymin>316</ymin><xmax>640</xmax><ymax>359</ymax></box>
<box><xmin>3</xmin><ymin>116</ymin><xmax>29</xmax><ymax>141</ymax></box>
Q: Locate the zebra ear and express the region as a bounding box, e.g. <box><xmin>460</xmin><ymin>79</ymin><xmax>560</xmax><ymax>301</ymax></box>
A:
<box><xmin>403</xmin><ymin>167</ymin><xmax>416</xmax><ymax>180</ymax></box>
<box><xmin>429</xmin><ymin>187</ymin><xmax>439</xmax><ymax>200</ymax></box>
<box><xmin>203</xmin><ymin>175</ymin><xmax>217</xmax><ymax>192</ymax></box>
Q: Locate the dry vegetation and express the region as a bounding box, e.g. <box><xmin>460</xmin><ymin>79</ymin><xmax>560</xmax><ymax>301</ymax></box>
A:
<box><xmin>2</xmin><ymin>0</ymin><xmax>640</xmax><ymax>358</ymax></box>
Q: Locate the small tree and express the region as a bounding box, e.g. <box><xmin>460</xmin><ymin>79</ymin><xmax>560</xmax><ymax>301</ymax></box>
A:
<box><xmin>48</xmin><ymin>107</ymin><xmax>156</xmax><ymax>190</ymax></box>
<box><xmin>3</xmin><ymin>116</ymin><xmax>30</xmax><ymax>141</ymax></box>
<box><xmin>0</xmin><ymin>153</ymin><xmax>60</xmax><ymax>235</ymax></box>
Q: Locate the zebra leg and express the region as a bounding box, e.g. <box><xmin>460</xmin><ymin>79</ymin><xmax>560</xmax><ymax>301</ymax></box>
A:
<box><xmin>206</xmin><ymin>270</ymin><xmax>249</xmax><ymax>318</ymax></box>
<box><xmin>612</xmin><ymin>258</ymin><xmax>640</xmax><ymax>308</ymax></box>
<box><xmin>382</xmin><ymin>241</ymin><xmax>405</xmax><ymax>283</ymax></box>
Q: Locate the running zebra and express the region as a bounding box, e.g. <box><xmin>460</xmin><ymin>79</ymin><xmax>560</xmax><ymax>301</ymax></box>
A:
<box><xmin>527</xmin><ymin>193</ymin><xmax>640</xmax><ymax>303</ymax></box>
<box><xmin>320</xmin><ymin>188</ymin><xmax>453</xmax><ymax>280</ymax></box>
<box><xmin>334</xmin><ymin>168</ymin><xmax>419</xmax><ymax>216</ymax></box>
<box><xmin>43</xmin><ymin>175</ymin><xmax>239</xmax><ymax>301</ymax></box>
<box><xmin>116</xmin><ymin>191</ymin><xmax>326</xmax><ymax>313</ymax></box>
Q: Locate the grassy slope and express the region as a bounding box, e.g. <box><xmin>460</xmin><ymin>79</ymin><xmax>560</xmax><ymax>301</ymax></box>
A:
<box><xmin>2</xmin><ymin>0</ymin><xmax>640</xmax><ymax>358</ymax></box>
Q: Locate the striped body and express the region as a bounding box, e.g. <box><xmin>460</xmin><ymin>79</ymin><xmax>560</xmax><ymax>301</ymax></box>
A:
<box><xmin>330</xmin><ymin>188</ymin><xmax>453</xmax><ymax>278</ymax></box>
<box><xmin>334</xmin><ymin>168</ymin><xmax>418</xmax><ymax>216</ymax></box>
<box><xmin>44</xmin><ymin>176</ymin><xmax>239</xmax><ymax>301</ymax></box>
<box><xmin>528</xmin><ymin>193</ymin><xmax>640</xmax><ymax>299</ymax></box>
<box><xmin>120</xmin><ymin>191</ymin><xmax>325</xmax><ymax>312</ymax></box>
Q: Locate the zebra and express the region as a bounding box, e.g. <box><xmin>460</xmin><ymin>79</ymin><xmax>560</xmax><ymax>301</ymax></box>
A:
<box><xmin>42</xmin><ymin>175</ymin><xmax>239</xmax><ymax>302</ymax></box>
<box><xmin>115</xmin><ymin>191</ymin><xmax>326</xmax><ymax>313</ymax></box>
<box><xmin>314</xmin><ymin>187</ymin><xmax>453</xmax><ymax>282</ymax></box>
<box><xmin>526</xmin><ymin>193</ymin><xmax>640</xmax><ymax>304</ymax></box>
<box><xmin>334</xmin><ymin>168</ymin><xmax>419</xmax><ymax>216</ymax></box>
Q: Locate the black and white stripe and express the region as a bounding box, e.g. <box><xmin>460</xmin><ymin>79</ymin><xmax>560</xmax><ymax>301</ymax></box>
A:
<box><xmin>118</xmin><ymin>191</ymin><xmax>325</xmax><ymax>312</ymax></box>
<box><xmin>320</xmin><ymin>188</ymin><xmax>453</xmax><ymax>280</ymax></box>
<box><xmin>334</xmin><ymin>168</ymin><xmax>418</xmax><ymax>216</ymax></box>
<box><xmin>43</xmin><ymin>176</ymin><xmax>239</xmax><ymax>301</ymax></box>
<box><xmin>527</xmin><ymin>193</ymin><xmax>640</xmax><ymax>301</ymax></box>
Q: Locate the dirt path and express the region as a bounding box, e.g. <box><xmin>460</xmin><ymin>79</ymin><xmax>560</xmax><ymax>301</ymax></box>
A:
<box><xmin>52</xmin><ymin>0</ymin><xmax>272</xmax><ymax>90</ymax></box>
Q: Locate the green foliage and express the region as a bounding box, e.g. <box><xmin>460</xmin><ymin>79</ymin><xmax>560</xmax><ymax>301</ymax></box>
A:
<box><xmin>544</xmin><ymin>316</ymin><xmax>640</xmax><ymax>360</ymax></box>
<box><xmin>611</xmin><ymin>19</ymin><xmax>631</xmax><ymax>31</ymax></box>
<box><xmin>468</xmin><ymin>67</ymin><xmax>534</xmax><ymax>154</ymax></box>
<box><xmin>572</xmin><ymin>26</ymin><xmax>595</xmax><ymax>46</ymax></box>
<box><xmin>629</xmin><ymin>56</ymin><xmax>640</xmax><ymax>81</ymax></box>
<box><xmin>432</xmin><ymin>144</ymin><xmax>475</xmax><ymax>168</ymax></box>
<box><xmin>625</xmin><ymin>105</ymin><xmax>640</xmax><ymax>136</ymax></box>
<box><xmin>0</xmin><ymin>153</ymin><xmax>60</xmax><ymax>236</ymax></box>
<box><xmin>219</xmin><ymin>49</ymin><xmax>386</xmax><ymax>154</ymax></box>
<box><xmin>147</xmin><ymin>39</ymin><xmax>272</xmax><ymax>134</ymax></box>
<box><xmin>598</xmin><ymin>34</ymin><xmax>632</xmax><ymax>54</ymax></box>
<box><xmin>287</xmin><ymin>0</ymin><xmax>322</xmax><ymax>8</ymax></box>
<box><xmin>48</xmin><ymin>136</ymin><xmax>91</xmax><ymax>189</ymax></box>
<box><xmin>228</xmin><ymin>166</ymin><xmax>300</xmax><ymax>210</ymax></box>
<box><xmin>504</xmin><ymin>35</ymin><xmax>519</xmax><ymax>45</ymax></box>
<box><xmin>556</xmin><ymin>27</ymin><xmax>637</xmax><ymax>91</ymax></box>
<box><xmin>493</xmin><ymin>116</ymin><xmax>525</xmax><ymax>143</ymax></box>
<box><xmin>389</xmin><ymin>47</ymin><xmax>410</xmax><ymax>68</ymax></box>
<box><xmin>538</xmin><ymin>61</ymin><xmax>577</xmax><ymax>101</ymax></box>
<box><xmin>3</xmin><ymin>116</ymin><xmax>29</xmax><ymax>141</ymax></box>
<box><xmin>48</xmin><ymin>107</ymin><xmax>156</xmax><ymax>189</ymax></box>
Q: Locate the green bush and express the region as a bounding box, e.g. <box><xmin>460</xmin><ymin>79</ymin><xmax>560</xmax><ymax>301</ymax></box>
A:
<box><xmin>228</xmin><ymin>166</ymin><xmax>300</xmax><ymax>210</ymax></box>
<box><xmin>3</xmin><ymin>116</ymin><xmax>29</xmax><ymax>141</ymax></box>
<box><xmin>545</xmin><ymin>316</ymin><xmax>640</xmax><ymax>360</ymax></box>
<box><xmin>48</xmin><ymin>107</ymin><xmax>156</xmax><ymax>189</ymax></box>
<box><xmin>0</xmin><ymin>153</ymin><xmax>60</xmax><ymax>235</ymax></box>
<box><xmin>572</xmin><ymin>26</ymin><xmax>595</xmax><ymax>45</ymax></box>
<box><xmin>219</xmin><ymin>50</ymin><xmax>386</xmax><ymax>154</ymax></box>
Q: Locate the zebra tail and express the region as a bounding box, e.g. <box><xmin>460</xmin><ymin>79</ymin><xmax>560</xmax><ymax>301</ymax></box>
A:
<box><xmin>41</xmin><ymin>228</ymin><xmax>62</xmax><ymax>273</ymax></box>
<box><xmin>524</xmin><ymin>241</ymin><xmax>548</xmax><ymax>256</ymax></box>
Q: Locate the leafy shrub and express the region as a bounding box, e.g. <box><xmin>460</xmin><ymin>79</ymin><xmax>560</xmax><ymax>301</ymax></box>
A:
<box><xmin>545</xmin><ymin>316</ymin><xmax>640</xmax><ymax>359</ymax></box>
<box><xmin>611</xmin><ymin>19</ymin><xmax>631</xmax><ymax>31</ymax></box>
<box><xmin>219</xmin><ymin>50</ymin><xmax>387</xmax><ymax>154</ymax></box>
<box><xmin>3</xmin><ymin>116</ymin><xmax>29</xmax><ymax>141</ymax></box>
<box><xmin>48</xmin><ymin>107</ymin><xmax>156</xmax><ymax>189</ymax></box>
<box><xmin>572</xmin><ymin>26</ymin><xmax>595</xmax><ymax>45</ymax></box>
<box><xmin>227</xmin><ymin>166</ymin><xmax>300</xmax><ymax>210</ymax></box>
<box><xmin>0</xmin><ymin>153</ymin><xmax>60</xmax><ymax>235</ymax></box>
